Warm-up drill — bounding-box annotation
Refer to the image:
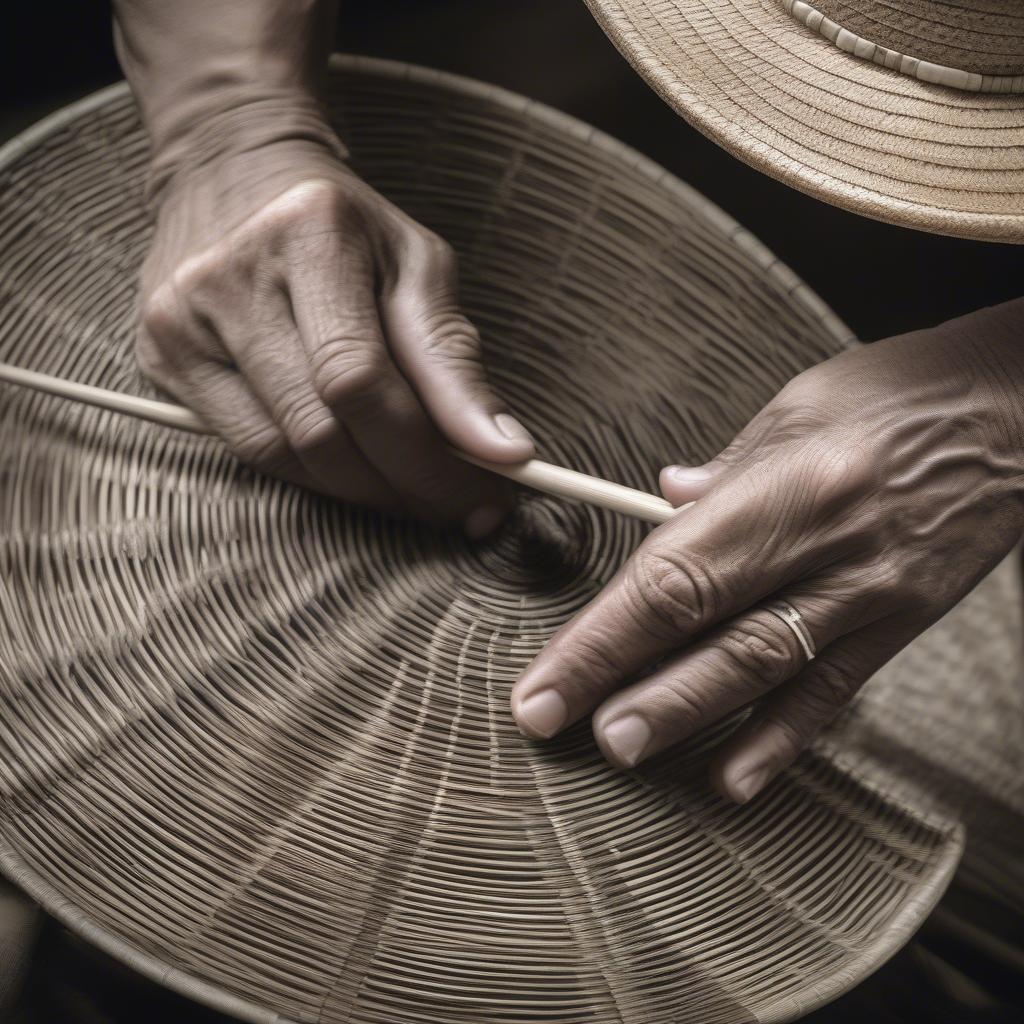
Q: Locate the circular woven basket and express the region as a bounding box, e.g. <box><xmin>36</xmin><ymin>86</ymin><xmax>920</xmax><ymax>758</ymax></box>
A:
<box><xmin>0</xmin><ymin>56</ymin><xmax>982</xmax><ymax>1024</ymax></box>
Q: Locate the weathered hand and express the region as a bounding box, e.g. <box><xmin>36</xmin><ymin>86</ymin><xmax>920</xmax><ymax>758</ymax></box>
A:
<box><xmin>136</xmin><ymin>131</ymin><xmax>533</xmax><ymax>533</ymax></box>
<box><xmin>512</xmin><ymin>300</ymin><xmax>1024</xmax><ymax>801</ymax></box>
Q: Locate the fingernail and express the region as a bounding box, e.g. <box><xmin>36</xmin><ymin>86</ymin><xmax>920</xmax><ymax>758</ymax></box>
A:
<box><xmin>464</xmin><ymin>505</ymin><xmax>506</xmax><ymax>540</ymax></box>
<box><xmin>516</xmin><ymin>689</ymin><xmax>568</xmax><ymax>738</ymax></box>
<box><xmin>494</xmin><ymin>413</ymin><xmax>534</xmax><ymax>447</ymax></box>
<box><xmin>664</xmin><ymin>465</ymin><xmax>714</xmax><ymax>484</ymax></box>
<box><xmin>602</xmin><ymin>713</ymin><xmax>652</xmax><ymax>768</ymax></box>
<box><xmin>731</xmin><ymin>763</ymin><xmax>773</xmax><ymax>803</ymax></box>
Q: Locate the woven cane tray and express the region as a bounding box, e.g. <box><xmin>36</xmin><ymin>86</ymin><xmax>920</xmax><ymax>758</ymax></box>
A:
<box><xmin>0</xmin><ymin>56</ymin><xmax>964</xmax><ymax>1024</ymax></box>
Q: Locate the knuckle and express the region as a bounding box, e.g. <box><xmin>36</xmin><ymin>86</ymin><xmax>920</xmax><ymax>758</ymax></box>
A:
<box><xmin>230</xmin><ymin>424</ymin><xmax>291</xmax><ymax>472</ymax></box>
<box><xmin>565</xmin><ymin>632</ymin><xmax>626</xmax><ymax>688</ymax></box>
<box><xmin>774</xmin><ymin>369</ymin><xmax>832</xmax><ymax>426</ymax></box>
<box><xmin>280</xmin><ymin>398</ymin><xmax>338</xmax><ymax>457</ymax></box>
<box><xmin>269</xmin><ymin>179</ymin><xmax>346</xmax><ymax>228</ymax></box>
<box><xmin>398</xmin><ymin>229</ymin><xmax>458</xmax><ymax>294</ymax></box>
<box><xmin>803</xmin><ymin>445</ymin><xmax>876</xmax><ymax>509</ymax></box>
<box><xmin>313</xmin><ymin>346</ymin><xmax>387</xmax><ymax>409</ymax></box>
<box><xmin>715</xmin><ymin>620</ymin><xmax>796</xmax><ymax>689</ymax></box>
<box><xmin>255</xmin><ymin>180</ymin><xmax>378</xmax><ymax>264</ymax></box>
<box><xmin>625</xmin><ymin>548</ymin><xmax>713</xmax><ymax>640</ymax></box>
<box><xmin>869</xmin><ymin>556</ymin><xmax>931</xmax><ymax>613</ymax></box>
<box><xmin>139</xmin><ymin>287</ymin><xmax>181</xmax><ymax>339</ymax></box>
<box><xmin>842</xmin><ymin>443</ymin><xmax>877</xmax><ymax>487</ymax></box>
<box><xmin>875</xmin><ymin>557</ymin><xmax>912</xmax><ymax>600</ymax></box>
<box><xmin>660</xmin><ymin>682</ymin><xmax>709</xmax><ymax>735</ymax></box>
<box><xmin>413</xmin><ymin>230</ymin><xmax>457</xmax><ymax>275</ymax></box>
<box><xmin>169</xmin><ymin>254</ymin><xmax>217</xmax><ymax>300</ymax></box>
<box><xmin>421</xmin><ymin>318</ymin><xmax>483</xmax><ymax>365</ymax></box>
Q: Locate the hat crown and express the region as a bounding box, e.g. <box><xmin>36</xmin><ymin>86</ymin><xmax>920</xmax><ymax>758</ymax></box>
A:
<box><xmin>808</xmin><ymin>0</ymin><xmax>1024</xmax><ymax>76</ymax></box>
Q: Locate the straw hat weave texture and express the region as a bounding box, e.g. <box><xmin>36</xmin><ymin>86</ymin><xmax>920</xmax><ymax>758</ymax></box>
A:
<box><xmin>583</xmin><ymin>0</ymin><xmax>1024</xmax><ymax>240</ymax></box>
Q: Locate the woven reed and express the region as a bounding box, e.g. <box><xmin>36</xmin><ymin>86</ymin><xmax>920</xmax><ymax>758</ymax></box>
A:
<box><xmin>0</xmin><ymin>56</ymin><xmax>987</xmax><ymax>1024</ymax></box>
<box><xmin>583</xmin><ymin>0</ymin><xmax>1024</xmax><ymax>242</ymax></box>
<box><xmin>807</xmin><ymin>0</ymin><xmax>1024</xmax><ymax>77</ymax></box>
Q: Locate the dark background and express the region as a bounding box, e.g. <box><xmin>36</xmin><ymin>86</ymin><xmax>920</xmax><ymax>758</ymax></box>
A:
<box><xmin>1</xmin><ymin>2</ymin><xmax>1022</xmax><ymax>1022</ymax></box>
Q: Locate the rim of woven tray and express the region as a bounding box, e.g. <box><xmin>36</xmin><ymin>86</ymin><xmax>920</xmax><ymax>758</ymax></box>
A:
<box><xmin>0</xmin><ymin>54</ymin><xmax>959</xmax><ymax>1024</ymax></box>
<box><xmin>582</xmin><ymin>0</ymin><xmax>1024</xmax><ymax>244</ymax></box>
<box><xmin>0</xmin><ymin>817</ymin><xmax>966</xmax><ymax>1024</ymax></box>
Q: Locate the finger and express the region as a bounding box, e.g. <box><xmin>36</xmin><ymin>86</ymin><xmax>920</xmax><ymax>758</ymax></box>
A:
<box><xmin>169</xmin><ymin>361</ymin><xmax>317</xmax><ymax>491</ymax></box>
<box><xmin>140</xmin><ymin>275</ymin><xmax>403</xmax><ymax>508</ymax></box>
<box><xmin>511</xmin><ymin>422</ymin><xmax>864</xmax><ymax>742</ymax></box>
<box><xmin>149</xmin><ymin>313</ymin><xmax>404</xmax><ymax>509</ymax></box>
<box><xmin>511</xmin><ymin>499</ymin><xmax>785</xmax><ymax>740</ymax></box>
<box><xmin>208</xmin><ymin>287</ymin><xmax>403</xmax><ymax>509</ymax></box>
<box><xmin>590</xmin><ymin>589</ymin><xmax>855</xmax><ymax>769</ymax></box>
<box><xmin>710</xmin><ymin>623</ymin><xmax>902</xmax><ymax>803</ymax></box>
<box><xmin>659</xmin><ymin>394</ymin><xmax>800</xmax><ymax>506</ymax></box>
<box><xmin>288</xmin><ymin>238</ymin><xmax>515</xmax><ymax>531</ymax></box>
<box><xmin>139</xmin><ymin>281</ymin><xmax>275</xmax><ymax>445</ymax></box>
<box><xmin>382</xmin><ymin>232</ymin><xmax>535</xmax><ymax>463</ymax></box>
<box><xmin>659</xmin><ymin>462</ymin><xmax>727</xmax><ymax>506</ymax></box>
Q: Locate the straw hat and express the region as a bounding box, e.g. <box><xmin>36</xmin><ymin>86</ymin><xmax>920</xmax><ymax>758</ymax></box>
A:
<box><xmin>0</xmin><ymin>55</ymin><xmax>1021</xmax><ymax>1024</ymax></box>
<box><xmin>582</xmin><ymin>0</ymin><xmax>1024</xmax><ymax>242</ymax></box>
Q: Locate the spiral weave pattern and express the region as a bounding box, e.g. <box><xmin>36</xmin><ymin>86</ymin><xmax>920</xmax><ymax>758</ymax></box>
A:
<box><xmin>0</xmin><ymin>58</ymin><xmax>961</xmax><ymax>1024</ymax></box>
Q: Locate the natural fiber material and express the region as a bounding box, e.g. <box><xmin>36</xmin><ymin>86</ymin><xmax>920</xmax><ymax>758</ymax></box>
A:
<box><xmin>785</xmin><ymin>0</ymin><xmax>1024</xmax><ymax>92</ymax></box>
<box><xmin>808</xmin><ymin>0</ymin><xmax>1024</xmax><ymax>76</ymax></box>
<box><xmin>583</xmin><ymin>0</ymin><xmax>1024</xmax><ymax>241</ymax></box>
<box><xmin>0</xmin><ymin>56</ymin><xmax>1010</xmax><ymax>1024</ymax></box>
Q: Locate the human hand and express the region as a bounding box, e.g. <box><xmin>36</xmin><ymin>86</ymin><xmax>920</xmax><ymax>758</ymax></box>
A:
<box><xmin>135</xmin><ymin>128</ymin><xmax>534</xmax><ymax>533</ymax></box>
<box><xmin>511</xmin><ymin>300</ymin><xmax>1024</xmax><ymax>801</ymax></box>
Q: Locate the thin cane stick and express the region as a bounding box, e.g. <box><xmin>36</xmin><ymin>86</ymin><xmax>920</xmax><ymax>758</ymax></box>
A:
<box><xmin>0</xmin><ymin>363</ymin><xmax>677</xmax><ymax>524</ymax></box>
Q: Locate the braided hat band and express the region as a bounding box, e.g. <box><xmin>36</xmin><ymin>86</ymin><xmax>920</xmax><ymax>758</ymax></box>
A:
<box><xmin>784</xmin><ymin>0</ymin><xmax>1024</xmax><ymax>93</ymax></box>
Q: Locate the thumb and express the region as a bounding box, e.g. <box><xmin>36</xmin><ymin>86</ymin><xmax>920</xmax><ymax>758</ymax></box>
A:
<box><xmin>659</xmin><ymin>461</ymin><xmax>728</xmax><ymax>506</ymax></box>
<box><xmin>660</xmin><ymin>398</ymin><xmax>785</xmax><ymax>505</ymax></box>
<box><xmin>383</xmin><ymin>235</ymin><xmax>536</xmax><ymax>464</ymax></box>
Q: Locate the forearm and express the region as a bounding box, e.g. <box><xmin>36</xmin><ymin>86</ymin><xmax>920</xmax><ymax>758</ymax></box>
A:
<box><xmin>113</xmin><ymin>0</ymin><xmax>341</xmax><ymax>201</ymax></box>
<box><xmin>929</xmin><ymin>297</ymin><xmax>1024</xmax><ymax>459</ymax></box>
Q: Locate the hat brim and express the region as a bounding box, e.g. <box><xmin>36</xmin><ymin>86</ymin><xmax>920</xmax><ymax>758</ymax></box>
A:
<box><xmin>584</xmin><ymin>0</ymin><xmax>1024</xmax><ymax>242</ymax></box>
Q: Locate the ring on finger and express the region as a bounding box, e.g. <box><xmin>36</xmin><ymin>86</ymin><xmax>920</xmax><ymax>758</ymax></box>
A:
<box><xmin>762</xmin><ymin>600</ymin><xmax>816</xmax><ymax>662</ymax></box>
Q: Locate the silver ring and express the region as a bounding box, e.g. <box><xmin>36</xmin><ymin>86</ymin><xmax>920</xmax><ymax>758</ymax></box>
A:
<box><xmin>763</xmin><ymin>600</ymin><xmax>816</xmax><ymax>662</ymax></box>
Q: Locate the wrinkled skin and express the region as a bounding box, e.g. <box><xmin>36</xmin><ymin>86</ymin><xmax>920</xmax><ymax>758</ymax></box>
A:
<box><xmin>136</xmin><ymin>135</ymin><xmax>534</xmax><ymax>534</ymax></box>
<box><xmin>512</xmin><ymin>300</ymin><xmax>1024</xmax><ymax>802</ymax></box>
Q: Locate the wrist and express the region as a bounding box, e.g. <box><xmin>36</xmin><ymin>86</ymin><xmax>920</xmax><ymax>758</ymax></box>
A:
<box><xmin>936</xmin><ymin>298</ymin><xmax>1024</xmax><ymax>442</ymax></box>
<box><xmin>112</xmin><ymin>0</ymin><xmax>339</xmax><ymax>204</ymax></box>
<box><xmin>144</xmin><ymin>90</ymin><xmax>347</xmax><ymax>209</ymax></box>
<box><xmin>149</xmin><ymin>135</ymin><xmax>356</xmax><ymax>256</ymax></box>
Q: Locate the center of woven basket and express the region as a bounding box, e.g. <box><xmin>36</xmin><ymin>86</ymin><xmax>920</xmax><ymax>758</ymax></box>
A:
<box><xmin>475</xmin><ymin>496</ymin><xmax>591</xmax><ymax>590</ymax></box>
